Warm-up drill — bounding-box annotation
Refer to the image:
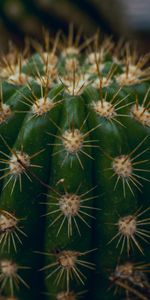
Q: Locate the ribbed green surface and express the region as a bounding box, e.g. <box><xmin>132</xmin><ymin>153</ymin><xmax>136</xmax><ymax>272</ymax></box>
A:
<box><xmin>0</xmin><ymin>37</ymin><xmax>149</xmax><ymax>300</ymax></box>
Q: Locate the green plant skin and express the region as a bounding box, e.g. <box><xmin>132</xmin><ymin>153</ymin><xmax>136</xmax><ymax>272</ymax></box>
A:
<box><xmin>0</xmin><ymin>41</ymin><xmax>149</xmax><ymax>300</ymax></box>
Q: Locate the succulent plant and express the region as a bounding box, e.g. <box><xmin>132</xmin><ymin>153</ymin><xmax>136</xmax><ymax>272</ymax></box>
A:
<box><xmin>0</xmin><ymin>32</ymin><xmax>150</xmax><ymax>300</ymax></box>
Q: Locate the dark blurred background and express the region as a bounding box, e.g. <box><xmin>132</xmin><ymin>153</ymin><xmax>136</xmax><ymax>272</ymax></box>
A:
<box><xmin>0</xmin><ymin>0</ymin><xmax>150</xmax><ymax>54</ymax></box>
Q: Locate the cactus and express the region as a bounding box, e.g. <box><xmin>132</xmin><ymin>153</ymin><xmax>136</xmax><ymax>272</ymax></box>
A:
<box><xmin>0</xmin><ymin>32</ymin><xmax>150</xmax><ymax>300</ymax></box>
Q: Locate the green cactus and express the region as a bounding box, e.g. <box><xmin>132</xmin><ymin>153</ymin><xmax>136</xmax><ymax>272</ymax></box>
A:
<box><xmin>0</xmin><ymin>33</ymin><xmax>150</xmax><ymax>300</ymax></box>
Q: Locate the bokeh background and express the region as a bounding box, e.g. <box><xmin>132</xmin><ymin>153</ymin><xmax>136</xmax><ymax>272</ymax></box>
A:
<box><xmin>0</xmin><ymin>0</ymin><xmax>150</xmax><ymax>54</ymax></box>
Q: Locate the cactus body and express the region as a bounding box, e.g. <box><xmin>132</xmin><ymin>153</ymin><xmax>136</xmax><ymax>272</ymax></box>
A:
<box><xmin>0</xmin><ymin>34</ymin><xmax>150</xmax><ymax>300</ymax></box>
